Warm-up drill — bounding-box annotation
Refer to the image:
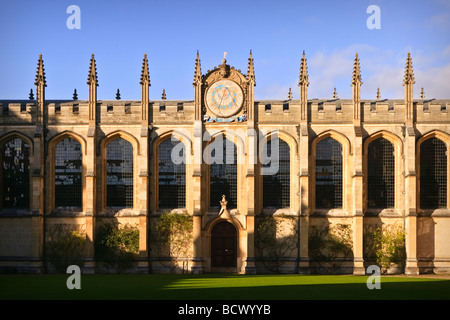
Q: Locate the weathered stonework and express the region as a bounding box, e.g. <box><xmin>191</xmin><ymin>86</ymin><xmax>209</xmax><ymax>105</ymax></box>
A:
<box><xmin>0</xmin><ymin>52</ymin><xmax>449</xmax><ymax>275</ymax></box>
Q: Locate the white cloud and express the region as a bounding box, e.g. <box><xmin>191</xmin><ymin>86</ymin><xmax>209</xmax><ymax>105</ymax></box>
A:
<box><xmin>443</xmin><ymin>45</ymin><xmax>450</xmax><ymax>57</ymax></box>
<box><xmin>300</xmin><ymin>44</ymin><xmax>450</xmax><ymax>100</ymax></box>
<box><xmin>256</xmin><ymin>83</ymin><xmax>295</xmax><ymax>101</ymax></box>
<box><xmin>255</xmin><ymin>44</ymin><xmax>450</xmax><ymax>100</ymax></box>
<box><xmin>416</xmin><ymin>64</ymin><xmax>450</xmax><ymax>99</ymax></box>
<box><xmin>428</xmin><ymin>12</ymin><xmax>450</xmax><ymax>30</ymax></box>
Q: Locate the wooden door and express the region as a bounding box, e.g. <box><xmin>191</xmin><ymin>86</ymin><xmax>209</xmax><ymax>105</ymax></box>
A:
<box><xmin>211</xmin><ymin>221</ymin><xmax>237</xmax><ymax>267</ymax></box>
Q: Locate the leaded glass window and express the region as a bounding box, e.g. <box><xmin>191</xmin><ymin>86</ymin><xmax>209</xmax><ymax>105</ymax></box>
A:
<box><xmin>106</xmin><ymin>138</ymin><xmax>133</xmax><ymax>208</ymax></box>
<box><xmin>315</xmin><ymin>137</ymin><xmax>342</xmax><ymax>209</ymax></box>
<box><xmin>367</xmin><ymin>138</ymin><xmax>395</xmax><ymax>208</ymax></box>
<box><xmin>209</xmin><ymin>137</ymin><xmax>237</xmax><ymax>209</ymax></box>
<box><xmin>420</xmin><ymin>137</ymin><xmax>447</xmax><ymax>209</ymax></box>
<box><xmin>2</xmin><ymin>138</ymin><xmax>30</xmax><ymax>209</ymax></box>
<box><xmin>158</xmin><ymin>138</ymin><xmax>186</xmax><ymax>209</ymax></box>
<box><xmin>263</xmin><ymin>139</ymin><xmax>290</xmax><ymax>208</ymax></box>
<box><xmin>55</xmin><ymin>138</ymin><xmax>82</xmax><ymax>208</ymax></box>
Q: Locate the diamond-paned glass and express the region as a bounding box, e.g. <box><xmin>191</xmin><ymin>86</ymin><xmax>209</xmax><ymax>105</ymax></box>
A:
<box><xmin>367</xmin><ymin>138</ymin><xmax>395</xmax><ymax>208</ymax></box>
<box><xmin>158</xmin><ymin>138</ymin><xmax>186</xmax><ymax>209</ymax></box>
<box><xmin>315</xmin><ymin>137</ymin><xmax>343</xmax><ymax>209</ymax></box>
<box><xmin>263</xmin><ymin>139</ymin><xmax>290</xmax><ymax>208</ymax></box>
<box><xmin>420</xmin><ymin>137</ymin><xmax>447</xmax><ymax>209</ymax></box>
<box><xmin>209</xmin><ymin>137</ymin><xmax>237</xmax><ymax>209</ymax></box>
<box><xmin>106</xmin><ymin>138</ymin><xmax>133</xmax><ymax>208</ymax></box>
<box><xmin>55</xmin><ymin>138</ymin><xmax>82</xmax><ymax>207</ymax></box>
<box><xmin>2</xmin><ymin>138</ymin><xmax>30</xmax><ymax>209</ymax></box>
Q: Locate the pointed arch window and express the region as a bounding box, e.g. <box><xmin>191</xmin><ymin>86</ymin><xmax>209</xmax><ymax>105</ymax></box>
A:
<box><xmin>1</xmin><ymin>138</ymin><xmax>30</xmax><ymax>210</ymax></box>
<box><xmin>158</xmin><ymin>137</ymin><xmax>186</xmax><ymax>209</ymax></box>
<box><xmin>106</xmin><ymin>138</ymin><xmax>133</xmax><ymax>208</ymax></box>
<box><xmin>420</xmin><ymin>137</ymin><xmax>447</xmax><ymax>209</ymax></box>
<box><xmin>55</xmin><ymin>138</ymin><xmax>82</xmax><ymax>208</ymax></box>
<box><xmin>209</xmin><ymin>136</ymin><xmax>237</xmax><ymax>209</ymax></box>
<box><xmin>367</xmin><ymin>138</ymin><xmax>395</xmax><ymax>208</ymax></box>
<box><xmin>315</xmin><ymin>137</ymin><xmax>343</xmax><ymax>209</ymax></box>
<box><xmin>263</xmin><ymin>138</ymin><xmax>290</xmax><ymax>208</ymax></box>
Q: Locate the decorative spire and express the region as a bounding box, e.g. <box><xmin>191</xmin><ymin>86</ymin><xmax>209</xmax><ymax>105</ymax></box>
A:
<box><xmin>34</xmin><ymin>54</ymin><xmax>47</xmax><ymax>87</ymax></box>
<box><xmin>298</xmin><ymin>50</ymin><xmax>309</xmax><ymax>87</ymax></box>
<box><xmin>247</xmin><ymin>50</ymin><xmax>255</xmax><ymax>83</ymax></box>
<box><xmin>116</xmin><ymin>89</ymin><xmax>121</xmax><ymax>100</ymax></box>
<box><xmin>162</xmin><ymin>89</ymin><xmax>166</xmax><ymax>100</ymax></box>
<box><xmin>193</xmin><ymin>50</ymin><xmax>201</xmax><ymax>86</ymax></box>
<box><xmin>376</xmin><ymin>87</ymin><xmax>381</xmax><ymax>99</ymax></box>
<box><xmin>288</xmin><ymin>88</ymin><xmax>292</xmax><ymax>100</ymax></box>
<box><xmin>403</xmin><ymin>52</ymin><xmax>415</xmax><ymax>86</ymax></box>
<box><xmin>140</xmin><ymin>53</ymin><xmax>150</xmax><ymax>86</ymax></box>
<box><xmin>73</xmin><ymin>89</ymin><xmax>78</xmax><ymax>100</ymax></box>
<box><xmin>420</xmin><ymin>87</ymin><xmax>425</xmax><ymax>99</ymax></box>
<box><xmin>351</xmin><ymin>52</ymin><xmax>362</xmax><ymax>86</ymax></box>
<box><xmin>29</xmin><ymin>89</ymin><xmax>34</xmax><ymax>100</ymax></box>
<box><xmin>87</xmin><ymin>53</ymin><xmax>98</xmax><ymax>86</ymax></box>
<box><xmin>333</xmin><ymin>88</ymin><xmax>338</xmax><ymax>99</ymax></box>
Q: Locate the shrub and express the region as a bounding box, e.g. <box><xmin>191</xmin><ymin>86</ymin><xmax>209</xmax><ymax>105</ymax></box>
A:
<box><xmin>255</xmin><ymin>215</ymin><xmax>298</xmax><ymax>273</ymax></box>
<box><xmin>95</xmin><ymin>223</ymin><xmax>139</xmax><ymax>273</ymax></box>
<box><xmin>309</xmin><ymin>223</ymin><xmax>353</xmax><ymax>274</ymax></box>
<box><xmin>152</xmin><ymin>212</ymin><xmax>193</xmax><ymax>273</ymax></box>
<box><xmin>371</xmin><ymin>224</ymin><xmax>406</xmax><ymax>273</ymax></box>
<box><xmin>46</xmin><ymin>230</ymin><xmax>86</xmax><ymax>273</ymax></box>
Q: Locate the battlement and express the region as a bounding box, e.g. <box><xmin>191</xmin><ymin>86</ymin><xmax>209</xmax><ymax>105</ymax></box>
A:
<box><xmin>1</xmin><ymin>99</ymin><xmax>449</xmax><ymax>126</ymax></box>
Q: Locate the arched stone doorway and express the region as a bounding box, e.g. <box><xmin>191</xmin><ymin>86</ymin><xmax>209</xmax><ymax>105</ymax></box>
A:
<box><xmin>211</xmin><ymin>221</ymin><xmax>237</xmax><ymax>268</ymax></box>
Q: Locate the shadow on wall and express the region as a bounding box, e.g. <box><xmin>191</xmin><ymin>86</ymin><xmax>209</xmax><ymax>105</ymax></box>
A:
<box><xmin>308</xmin><ymin>218</ymin><xmax>354</xmax><ymax>274</ymax></box>
<box><xmin>44</xmin><ymin>215</ymin><xmax>141</xmax><ymax>274</ymax></box>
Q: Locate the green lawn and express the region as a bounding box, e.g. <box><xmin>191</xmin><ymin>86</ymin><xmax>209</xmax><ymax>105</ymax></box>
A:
<box><xmin>1</xmin><ymin>274</ymin><xmax>449</xmax><ymax>300</ymax></box>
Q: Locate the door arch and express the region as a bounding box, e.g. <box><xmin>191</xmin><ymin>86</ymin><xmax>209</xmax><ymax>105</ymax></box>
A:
<box><xmin>211</xmin><ymin>221</ymin><xmax>237</xmax><ymax>268</ymax></box>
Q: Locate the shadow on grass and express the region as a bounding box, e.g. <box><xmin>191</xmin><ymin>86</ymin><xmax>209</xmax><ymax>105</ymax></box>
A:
<box><xmin>0</xmin><ymin>274</ymin><xmax>449</xmax><ymax>300</ymax></box>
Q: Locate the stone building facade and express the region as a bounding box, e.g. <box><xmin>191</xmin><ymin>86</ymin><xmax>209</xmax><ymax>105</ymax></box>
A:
<box><xmin>0</xmin><ymin>52</ymin><xmax>449</xmax><ymax>274</ymax></box>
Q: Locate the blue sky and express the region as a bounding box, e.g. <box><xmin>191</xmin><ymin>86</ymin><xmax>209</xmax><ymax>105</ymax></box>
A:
<box><xmin>0</xmin><ymin>0</ymin><xmax>449</xmax><ymax>100</ymax></box>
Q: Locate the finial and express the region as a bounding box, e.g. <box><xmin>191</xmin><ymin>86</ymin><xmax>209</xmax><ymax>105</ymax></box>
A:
<box><xmin>333</xmin><ymin>88</ymin><xmax>338</xmax><ymax>99</ymax></box>
<box><xmin>351</xmin><ymin>52</ymin><xmax>362</xmax><ymax>86</ymax></box>
<box><xmin>116</xmin><ymin>89</ymin><xmax>121</xmax><ymax>100</ymax></box>
<box><xmin>223</xmin><ymin>51</ymin><xmax>227</xmax><ymax>64</ymax></box>
<box><xmin>193</xmin><ymin>50</ymin><xmax>202</xmax><ymax>86</ymax></box>
<box><xmin>247</xmin><ymin>50</ymin><xmax>255</xmax><ymax>82</ymax></box>
<box><xmin>218</xmin><ymin>194</ymin><xmax>228</xmax><ymax>215</ymax></box>
<box><xmin>298</xmin><ymin>50</ymin><xmax>309</xmax><ymax>87</ymax></box>
<box><xmin>29</xmin><ymin>89</ymin><xmax>34</xmax><ymax>100</ymax></box>
<box><xmin>288</xmin><ymin>88</ymin><xmax>292</xmax><ymax>100</ymax></box>
<box><xmin>73</xmin><ymin>88</ymin><xmax>78</xmax><ymax>100</ymax></box>
<box><xmin>376</xmin><ymin>87</ymin><xmax>381</xmax><ymax>99</ymax></box>
<box><xmin>162</xmin><ymin>89</ymin><xmax>166</xmax><ymax>100</ymax></box>
<box><xmin>87</xmin><ymin>53</ymin><xmax>98</xmax><ymax>86</ymax></box>
<box><xmin>420</xmin><ymin>87</ymin><xmax>425</xmax><ymax>99</ymax></box>
<box><xmin>403</xmin><ymin>52</ymin><xmax>415</xmax><ymax>86</ymax></box>
<box><xmin>352</xmin><ymin>52</ymin><xmax>362</xmax><ymax>84</ymax></box>
<box><xmin>140</xmin><ymin>53</ymin><xmax>150</xmax><ymax>86</ymax></box>
<box><xmin>34</xmin><ymin>54</ymin><xmax>47</xmax><ymax>87</ymax></box>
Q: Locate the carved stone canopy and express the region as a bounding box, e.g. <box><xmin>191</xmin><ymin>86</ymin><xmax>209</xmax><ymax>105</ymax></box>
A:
<box><xmin>201</xmin><ymin>56</ymin><xmax>250</xmax><ymax>122</ymax></box>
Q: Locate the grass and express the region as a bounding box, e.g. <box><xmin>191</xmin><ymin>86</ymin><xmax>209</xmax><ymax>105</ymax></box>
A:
<box><xmin>1</xmin><ymin>273</ymin><xmax>450</xmax><ymax>300</ymax></box>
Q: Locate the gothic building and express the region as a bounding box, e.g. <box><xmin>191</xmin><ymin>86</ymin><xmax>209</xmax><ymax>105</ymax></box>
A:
<box><xmin>0</xmin><ymin>51</ymin><xmax>449</xmax><ymax>274</ymax></box>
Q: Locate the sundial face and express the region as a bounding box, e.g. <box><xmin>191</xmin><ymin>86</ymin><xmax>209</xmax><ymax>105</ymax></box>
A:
<box><xmin>205</xmin><ymin>79</ymin><xmax>244</xmax><ymax>118</ymax></box>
